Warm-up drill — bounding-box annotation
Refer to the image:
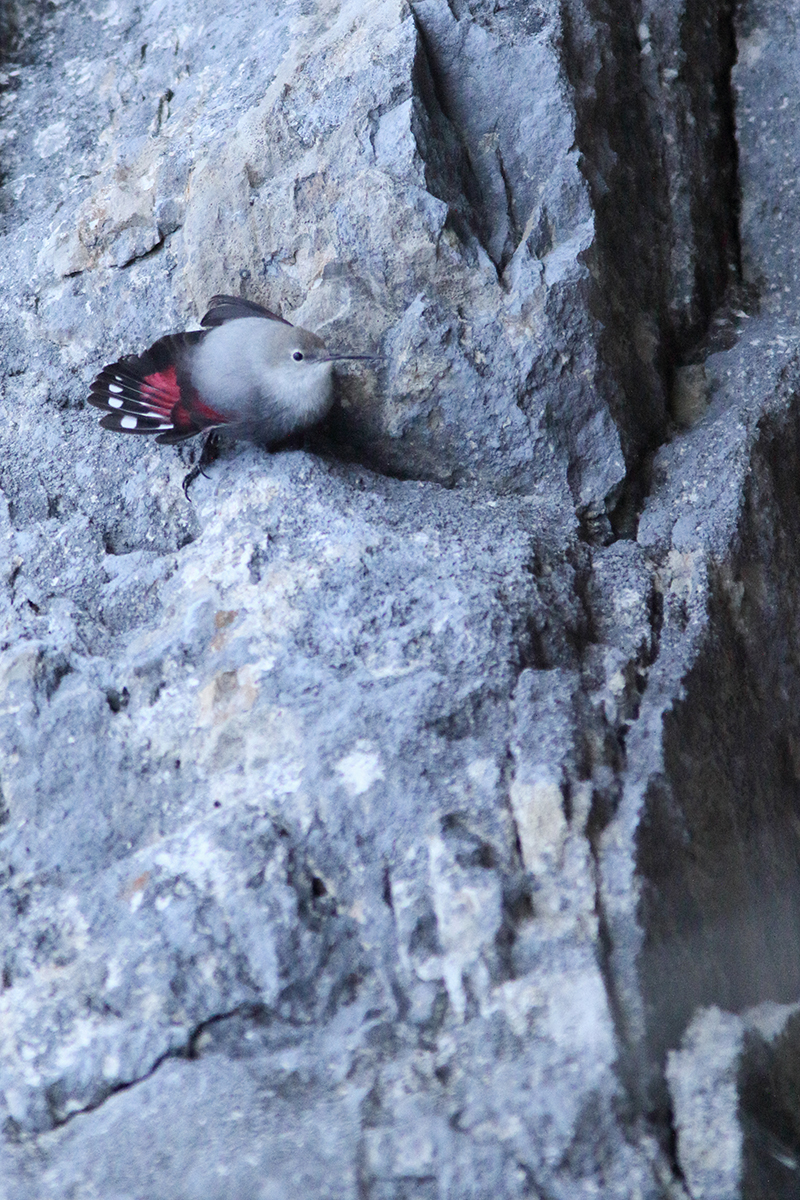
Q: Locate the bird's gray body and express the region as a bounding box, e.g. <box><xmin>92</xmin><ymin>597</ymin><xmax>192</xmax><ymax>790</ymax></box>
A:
<box><xmin>88</xmin><ymin>294</ymin><xmax>371</xmax><ymax>448</ymax></box>
<box><xmin>190</xmin><ymin>318</ymin><xmax>336</xmax><ymax>444</ymax></box>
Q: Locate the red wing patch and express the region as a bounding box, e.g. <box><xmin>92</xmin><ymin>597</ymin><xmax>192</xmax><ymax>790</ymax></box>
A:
<box><xmin>169</xmin><ymin>392</ymin><xmax>227</xmax><ymax>434</ymax></box>
<box><xmin>89</xmin><ymin>344</ymin><xmax>228</xmax><ymax>443</ymax></box>
<box><xmin>139</xmin><ymin>366</ymin><xmax>182</xmax><ymax>418</ymax></box>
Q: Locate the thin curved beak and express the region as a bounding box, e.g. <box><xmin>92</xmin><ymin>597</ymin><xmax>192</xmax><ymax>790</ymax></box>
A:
<box><xmin>324</xmin><ymin>354</ymin><xmax>383</xmax><ymax>363</ymax></box>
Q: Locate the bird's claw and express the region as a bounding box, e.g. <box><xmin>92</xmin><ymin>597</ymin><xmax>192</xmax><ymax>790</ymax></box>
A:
<box><xmin>181</xmin><ymin>430</ymin><xmax>221</xmax><ymax>500</ymax></box>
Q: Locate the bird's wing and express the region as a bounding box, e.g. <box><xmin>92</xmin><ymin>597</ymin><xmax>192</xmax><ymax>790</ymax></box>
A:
<box><xmin>200</xmin><ymin>294</ymin><xmax>293</xmax><ymax>328</ymax></box>
<box><xmin>88</xmin><ymin>331</ymin><xmax>229</xmax><ymax>444</ymax></box>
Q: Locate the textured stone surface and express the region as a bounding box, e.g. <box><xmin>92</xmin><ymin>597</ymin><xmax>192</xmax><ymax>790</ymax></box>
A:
<box><xmin>2</xmin><ymin>0</ymin><xmax>800</xmax><ymax>1196</ymax></box>
<box><xmin>667</xmin><ymin>1002</ymin><xmax>800</xmax><ymax>1200</ymax></box>
<box><xmin>735</xmin><ymin>0</ymin><xmax>800</xmax><ymax>317</ymax></box>
<box><xmin>667</xmin><ymin>1005</ymin><xmax>747</xmax><ymax>1200</ymax></box>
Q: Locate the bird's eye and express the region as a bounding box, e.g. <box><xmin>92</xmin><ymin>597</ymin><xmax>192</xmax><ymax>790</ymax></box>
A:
<box><xmin>292</xmin><ymin>350</ymin><xmax>304</xmax><ymax>362</ymax></box>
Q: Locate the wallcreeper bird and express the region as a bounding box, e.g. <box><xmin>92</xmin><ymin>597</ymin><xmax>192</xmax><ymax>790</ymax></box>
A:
<box><xmin>88</xmin><ymin>294</ymin><xmax>372</xmax><ymax>449</ymax></box>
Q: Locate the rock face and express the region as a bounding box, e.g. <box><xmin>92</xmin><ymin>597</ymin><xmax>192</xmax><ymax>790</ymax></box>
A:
<box><xmin>667</xmin><ymin>1001</ymin><xmax>800</xmax><ymax>1200</ymax></box>
<box><xmin>1</xmin><ymin>0</ymin><xmax>800</xmax><ymax>1195</ymax></box>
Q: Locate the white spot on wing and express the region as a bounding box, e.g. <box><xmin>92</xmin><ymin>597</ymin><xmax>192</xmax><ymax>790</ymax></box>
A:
<box><xmin>108</xmin><ymin>397</ymin><xmax>123</xmax><ymax>409</ymax></box>
<box><xmin>108</xmin><ymin>383</ymin><xmax>123</xmax><ymax>394</ymax></box>
<box><xmin>120</xmin><ymin>415</ymin><xmax>138</xmax><ymax>430</ymax></box>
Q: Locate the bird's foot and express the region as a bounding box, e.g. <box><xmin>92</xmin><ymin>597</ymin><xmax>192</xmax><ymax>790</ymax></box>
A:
<box><xmin>182</xmin><ymin>430</ymin><xmax>221</xmax><ymax>500</ymax></box>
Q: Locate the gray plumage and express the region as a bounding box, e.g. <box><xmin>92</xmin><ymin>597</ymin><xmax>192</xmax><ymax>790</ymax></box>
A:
<box><xmin>88</xmin><ymin>294</ymin><xmax>372</xmax><ymax>446</ymax></box>
<box><xmin>189</xmin><ymin>318</ymin><xmax>335</xmax><ymax>444</ymax></box>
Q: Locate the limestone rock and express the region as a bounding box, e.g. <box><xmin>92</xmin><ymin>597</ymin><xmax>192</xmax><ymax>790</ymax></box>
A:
<box><xmin>1</xmin><ymin>0</ymin><xmax>800</xmax><ymax>1196</ymax></box>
